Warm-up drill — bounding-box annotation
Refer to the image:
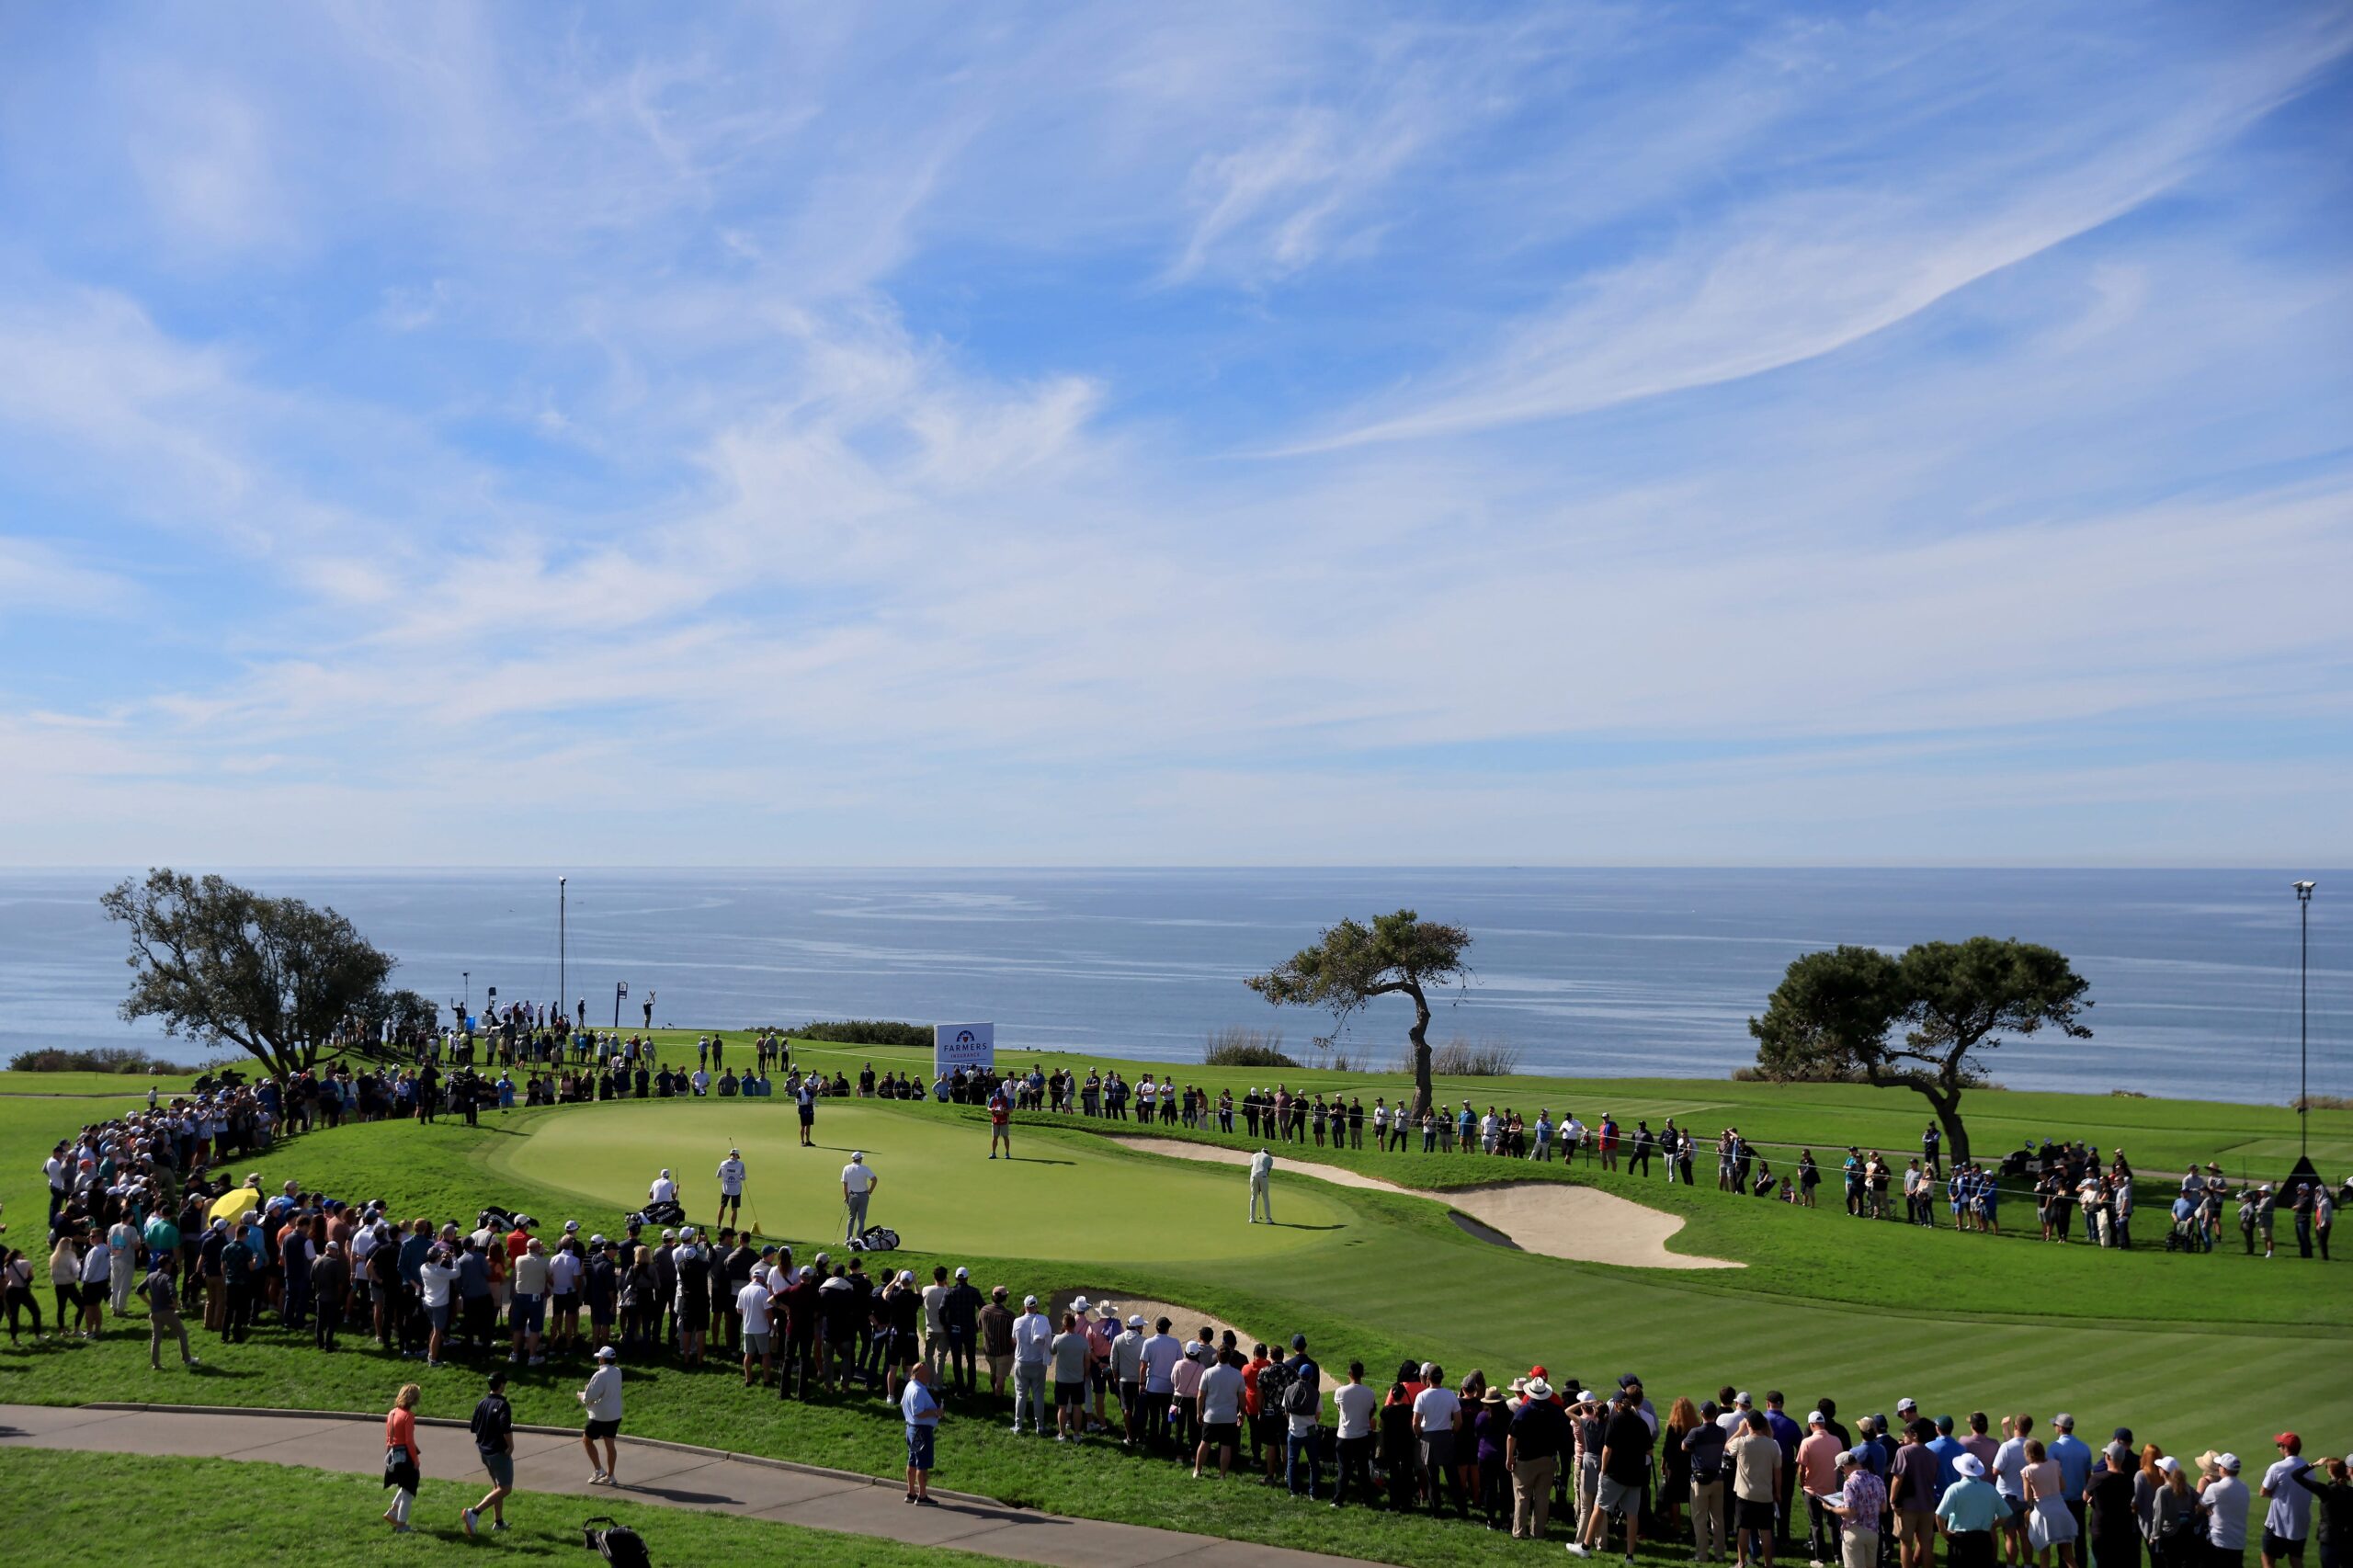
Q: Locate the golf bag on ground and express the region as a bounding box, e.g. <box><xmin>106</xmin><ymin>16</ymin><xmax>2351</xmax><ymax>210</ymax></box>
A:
<box><xmin>846</xmin><ymin>1225</ymin><xmax>899</xmax><ymax>1254</ymax></box>
<box><xmin>478</xmin><ymin>1205</ymin><xmax>521</xmax><ymax>1230</ymax></box>
<box><xmin>580</xmin><ymin>1517</ymin><xmax>652</xmax><ymax>1568</ymax></box>
<box><xmin>628</xmin><ymin>1199</ymin><xmax>687</xmax><ymax>1229</ymax></box>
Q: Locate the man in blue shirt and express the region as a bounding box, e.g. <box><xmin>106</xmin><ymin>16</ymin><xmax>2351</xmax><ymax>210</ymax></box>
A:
<box><xmin>1766</xmin><ymin>1391</ymin><xmax>1805</xmax><ymax>1552</ymax></box>
<box><xmin>1927</xmin><ymin>1416</ymin><xmax>1969</xmax><ymax>1503</ymax></box>
<box><xmin>2048</xmin><ymin>1415</ymin><xmax>2095</xmax><ymax>1539</ymax></box>
<box><xmin>901</xmin><ymin>1361</ymin><xmax>943</xmax><ymax>1506</ymax></box>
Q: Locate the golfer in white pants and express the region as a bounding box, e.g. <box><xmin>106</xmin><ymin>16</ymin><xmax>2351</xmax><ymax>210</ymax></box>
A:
<box><xmin>1248</xmin><ymin>1148</ymin><xmax>1274</xmax><ymax>1224</ymax></box>
<box><xmin>841</xmin><ymin>1152</ymin><xmax>877</xmax><ymax>1241</ymax></box>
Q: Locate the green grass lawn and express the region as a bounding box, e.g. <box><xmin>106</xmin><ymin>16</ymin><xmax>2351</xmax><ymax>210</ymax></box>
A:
<box><xmin>0</xmin><ymin>1449</ymin><xmax>1051</xmax><ymax>1567</ymax></box>
<box><xmin>487</xmin><ymin>1097</ymin><xmax>1351</xmax><ymax>1261</ymax></box>
<box><xmin>5</xmin><ymin>1057</ymin><xmax>2343</xmax><ymax>1568</ymax></box>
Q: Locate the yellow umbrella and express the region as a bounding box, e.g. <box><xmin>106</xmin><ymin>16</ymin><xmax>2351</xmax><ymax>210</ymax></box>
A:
<box><xmin>208</xmin><ymin>1186</ymin><xmax>262</xmax><ymax>1225</ymax></box>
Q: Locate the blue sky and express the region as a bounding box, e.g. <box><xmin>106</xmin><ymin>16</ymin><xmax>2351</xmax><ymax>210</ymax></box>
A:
<box><xmin>1</xmin><ymin>2</ymin><xmax>2348</xmax><ymax>867</ymax></box>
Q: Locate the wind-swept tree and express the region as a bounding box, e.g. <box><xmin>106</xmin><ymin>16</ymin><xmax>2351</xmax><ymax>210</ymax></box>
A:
<box><xmin>103</xmin><ymin>869</ymin><xmax>399</xmax><ymax>1080</ymax></box>
<box><xmin>1748</xmin><ymin>935</ymin><xmax>2093</xmax><ymax>1165</ymax></box>
<box><xmin>1246</xmin><ymin>909</ymin><xmax>1472</xmax><ymax>1119</ymax></box>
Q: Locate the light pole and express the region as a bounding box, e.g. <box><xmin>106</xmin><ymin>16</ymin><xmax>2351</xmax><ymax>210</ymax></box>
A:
<box><xmin>462</xmin><ymin>971</ymin><xmax>470</xmax><ymax>1017</ymax></box>
<box><xmin>615</xmin><ymin>981</ymin><xmax>628</xmax><ymax>1031</ymax></box>
<box><xmin>559</xmin><ymin>877</ymin><xmax>569</xmax><ymax>1023</ymax></box>
<box><xmin>2295</xmin><ymin>881</ymin><xmax>2315</xmax><ymax>1159</ymax></box>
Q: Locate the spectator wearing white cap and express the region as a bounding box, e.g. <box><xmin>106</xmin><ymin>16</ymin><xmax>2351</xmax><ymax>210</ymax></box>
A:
<box><xmin>840</xmin><ymin>1152</ymin><xmax>877</xmax><ymax>1243</ymax></box>
<box><xmin>1802</xmin><ymin>1410</ymin><xmax>1847</xmax><ymax>1565</ymax></box>
<box><xmin>1112</xmin><ymin>1313</ymin><xmax>1148</xmax><ymax>1446</ymax></box>
<box><xmin>2202</xmin><ymin>1453</ymin><xmax>2251</xmax><ymax>1568</ymax></box>
<box><xmin>1011</xmin><ymin>1292</ymin><xmax>1052</xmax><ymax>1436</ymax></box>
<box><xmin>714</xmin><ymin>1147</ymin><xmax>745</xmax><ymax>1230</ymax></box>
<box><xmin>578</xmin><ymin>1344</ymin><xmax>623</xmax><ymax>1485</ymax></box>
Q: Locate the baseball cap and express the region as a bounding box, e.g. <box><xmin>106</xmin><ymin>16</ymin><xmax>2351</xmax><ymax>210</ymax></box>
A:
<box><xmin>661</xmin><ymin>1228</ymin><xmax>676</xmax><ymax>1240</ymax></box>
<box><xmin>588</xmin><ymin>1233</ymin><xmax>607</xmax><ymax>1245</ymax></box>
<box><xmin>2053</xmin><ymin>1413</ymin><xmax>2074</xmax><ymax>1430</ymax></box>
<box><xmin>851</xmin><ymin>1151</ymin><xmax>864</xmax><ymax>1162</ymax></box>
<box><xmin>1290</xmin><ymin>1334</ymin><xmax>1308</xmax><ymax>1350</ymax></box>
<box><xmin>2219</xmin><ymin>1453</ymin><xmax>2242</xmax><ymax>1473</ymax></box>
<box><xmin>729</xmin><ymin>1148</ymin><xmax>740</xmax><ymax>1157</ymax></box>
<box><xmin>564</xmin><ymin>1220</ymin><xmax>580</xmax><ymax>1232</ymax></box>
<box><xmin>1897</xmin><ymin>1398</ymin><xmax>1918</xmax><ymax>1413</ymax></box>
<box><xmin>2276</xmin><ymin>1432</ymin><xmax>2302</xmax><ymax>1449</ymax></box>
<box><xmin>1808</xmin><ymin>1411</ymin><xmax>1827</xmax><ymax>1426</ymax></box>
<box><xmin>1023</xmin><ymin>1293</ymin><xmax>1039</xmax><ymax>1307</ymax></box>
<box><xmin>953</xmin><ymin>1266</ymin><xmax>969</xmax><ymax>1278</ymax></box>
<box><xmin>1128</xmin><ymin>1313</ymin><xmax>1145</xmax><ymax>1328</ymax></box>
<box><xmin>1733</xmin><ymin>1390</ymin><xmax>1751</xmax><ymax>1404</ymax></box>
<box><xmin>1837</xmin><ymin>1450</ymin><xmax>1861</xmax><ymax>1469</ymax></box>
<box><xmin>596</xmin><ymin>1345</ymin><xmax>618</xmax><ymax>1360</ymax></box>
<box><xmin>2154</xmin><ymin>1457</ymin><xmax>2179</xmax><ymax>1475</ymax></box>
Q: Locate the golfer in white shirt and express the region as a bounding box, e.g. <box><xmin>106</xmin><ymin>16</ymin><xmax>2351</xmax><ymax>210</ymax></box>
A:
<box><xmin>1249</xmin><ymin>1148</ymin><xmax>1274</xmax><ymax>1224</ymax></box>
<box><xmin>648</xmin><ymin>1169</ymin><xmax>678</xmax><ymax>1207</ymax></box>
<box><xmin>1011</xmin><ymin>1295</ymin><xmax>1053</xmax><ymax>1436</ymax></box>
<box><xmin>841</xmin><ymin>1152</ymin><xmax>877</xmax><ymax>1242</ymax></box>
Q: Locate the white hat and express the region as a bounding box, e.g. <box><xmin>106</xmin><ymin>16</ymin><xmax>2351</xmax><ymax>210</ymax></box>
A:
<box><xmin>589</xmin><ymin>1234</ymin><xmax>607</xmax><ymax>1245</ymax></box>
<box><xmin>660</xmin><ymin>1169</ymin><xmax>671</xmax><ymax>1178</ymax></box>
<box><xmin>1897</xmin><ymin>1398</ymin><xmax>1918</xmax><ymax>1413</ymax></box>
<box><xmin>1526</xmin><ymin>1378</ymin><xmax>1554</xmax><ymax>1401</ymax></box>
<box><xmin>661</xmin><ymin>1228</ymin><xmax>677</xmax><ymax>1240</ymax></box>
<box><xmin>729</xmin><ymin>1148</ymin><xmax>740</xmax><ymax>1157</ymax></box>
<box><xmin>1128</xmin><ymin>1313</ymin><xmax>1145</xmax><ymax>1328</ymax></box>
<box><xmin>1099</xmin><ymin>1301</ymin><xmax>1119</xmax><ymax>1318</ymax></box>
<box><xmin>898</xmin><ymin>1270</ymin><xmax>915</xmax><ymax>1284</ymax></box>
<box><xmin>1809</xmin><ymin>1411</ymin><xmax>1828</xmax><ymax>1426</ymax></box>
<box><xmin>1072</xmin><ymin>1296</ymin><xmax>1091</xmax><ymax>1312</ymax></box>
<box><xmin>851</xmin><ymin>1151</ymin><xmax>865</xmax><ymax>1163</ymax></box>
<box><xmin>2154</xmin><ymin>1456</ymin><xmax>2179</xmax><ymax>1475</ymax></box>
<box><xmin>1023</xmin><ymin>1293</ymin><xmax>1039</xmax><ymax>1307</ymax></box>
<box><xmin>2218</xmin><ymin>1453</ymin><xmax>2241</xmax><ymax>1473</ymax></box>
<box><xmin>1957</xmin><ymin>1454</ymin><xmax>1986</xmax><ymax>1478</ymax></box>
<box><xmin>564</xmin><ymin>1220</ymin><xmax>580</xmax><ymax>1232</ymax></box>
<box><xmin>953</xmin><ymin>1266</ymin><xmax>969</xmax><ymax>1278</ymax></box>
<box><xmin>1734</xmin><ymin>1391</ymin><xmax>1752</xmax><ymax>1404</ymax></box>
<box><xmin>596</xmin><ymin>1345</ymin><xmax>618</xmax><ymax>1360</ymax></box>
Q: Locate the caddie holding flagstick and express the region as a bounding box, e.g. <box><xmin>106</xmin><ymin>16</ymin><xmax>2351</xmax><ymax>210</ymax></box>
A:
<box><xmin>842</xmin><ymin>1150</ymin><xmax>878</xmax><ymax>1244</ymax></box>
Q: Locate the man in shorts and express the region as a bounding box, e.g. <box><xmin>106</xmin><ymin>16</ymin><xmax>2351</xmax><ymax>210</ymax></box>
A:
<box><xmin>715</xmin><ymin>1148</ymin><xmax>745</xmax><ymax>1230</ymax></box>
<box><xmin>1049</xmin><ymin>1311</ymin><xmax>1090</xmax><ymax>1440</ymax></box>
<box><xmin>1196</xmin><ymin>1343</ymin><xmax>1245</xmax><ymax>1478</ymax></box>
<box><xmin>737</xmin><ymin>1264</ymin><xmax>774</xmax><ymax>1387</ymax></box>
<box><xmin>796</xmin><ymin>1074</ymin><xmax>817</xmax><ymax>1147</ymax></box>
<box><xmin>902</xmin><ymin>1360</ymin><xmax>943</xmax><ymax>1505</ymax></box>
<box><xmin>578</xmin><ymin>1345</ymin><xmax>623</xmax><ymax>1485</ymax></box>
<box><xmin>463</xmin><ymin>1369</ymin><xmax>515</xmax><ymax>1536</ymax></box>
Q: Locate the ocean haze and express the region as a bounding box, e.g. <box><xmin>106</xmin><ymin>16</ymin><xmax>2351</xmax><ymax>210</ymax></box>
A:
<box><xmin>1</xmin><ymin>868</ymin><xmax>2339</xmax><ymax>1107</ymax></box>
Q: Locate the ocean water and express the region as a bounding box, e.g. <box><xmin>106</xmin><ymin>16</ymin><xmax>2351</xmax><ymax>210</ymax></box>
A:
<box><xmin>0</xmin><ymin>868</ymin><xmax>2340</xmax><ymax>1105</ymax></box>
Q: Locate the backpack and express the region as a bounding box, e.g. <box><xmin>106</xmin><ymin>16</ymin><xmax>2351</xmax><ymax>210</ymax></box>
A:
<box><xmin>583</xmin><ymin>1517</ymin><xmax>652</xmax><ymax>1568</ymax></box>
<box><xmin>1283</xmin><ymin>1374</ymin><xmax>1318</xmax><ymax>1416</ymax></box>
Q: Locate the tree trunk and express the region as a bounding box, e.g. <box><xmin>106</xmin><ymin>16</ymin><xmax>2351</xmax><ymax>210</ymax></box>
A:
<box><xmin>1408</xmin><ymin>984</ymin><xmax>1433</xmax><ymax>1120</ymax></box>
<box><xmin>1922</xmin><ymin>1080</ymin><xmax>1970</xmax><ymax>1168</ymax></box>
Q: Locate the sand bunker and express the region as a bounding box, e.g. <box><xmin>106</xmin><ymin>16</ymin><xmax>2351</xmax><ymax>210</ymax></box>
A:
<box><xmin>1044</xmin><ymin>1289</ymin><xmax>1256</xmax><ymax>1349</ymax></box>
<box><xmin>1108</xmin><ymin>1137</ymin><xmax>1741</xmax><ymax>1271</ymax></box>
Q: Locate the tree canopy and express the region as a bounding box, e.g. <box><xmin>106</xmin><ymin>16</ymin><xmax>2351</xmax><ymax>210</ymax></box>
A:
<box><xmin>1245</xmin><ymin>908</ymin><xmax>1472</xmax><ymax>1117</ymax></box>
<box><xmin>1747</xmin><ymin>935</ymin><xmax>2093</xmax><ymax>1165</ymax></box>
<box><xmin>102</xmin><ymin>869</ymin><xmax>400</xmax><ymax>1080</ymax></box>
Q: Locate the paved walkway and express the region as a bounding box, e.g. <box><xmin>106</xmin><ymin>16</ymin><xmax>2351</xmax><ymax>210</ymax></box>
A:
<box><xmin>0</xmin><ymin>1403</ymin><xmax>1368</xmax><ymax>1568</ymax></box>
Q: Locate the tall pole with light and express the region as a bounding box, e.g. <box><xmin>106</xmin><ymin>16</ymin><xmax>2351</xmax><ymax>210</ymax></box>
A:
<box><xmin>2294</xmin><ymin>880</ymin><xmax>2315</xmax><ymax>1161</ymax></box>
<box><xmin>559</xmin><ymin>876</ymin><xmax>569</xmax><ymax>1025</ymax></box>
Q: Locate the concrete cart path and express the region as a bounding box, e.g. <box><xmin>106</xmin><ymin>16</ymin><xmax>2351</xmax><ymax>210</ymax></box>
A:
<box><xmin>0</xmin><ymin>1402</ymin><xmax>1372</xmax><ymax>1568</ymax></box>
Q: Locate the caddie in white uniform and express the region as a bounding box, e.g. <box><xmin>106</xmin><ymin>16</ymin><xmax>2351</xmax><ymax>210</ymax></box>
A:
<box><xmin>1248</xmin><ymin>1147</ymin><xmax>1274</xmax><ymax>1224</ymax></box>
<box><xmin>715</xmin><ymin>1148</ymin><xmax>746</xmax><ymax>1229</ymax></box>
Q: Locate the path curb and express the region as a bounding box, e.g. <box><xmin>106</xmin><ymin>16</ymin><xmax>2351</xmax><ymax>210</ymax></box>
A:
<box><xmin>81</xmin><ymin>1402</ymin><xmax>1006</xmax><ymax>1509</ymax></box>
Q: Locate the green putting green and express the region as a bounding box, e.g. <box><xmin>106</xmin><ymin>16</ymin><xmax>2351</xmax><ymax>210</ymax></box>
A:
<box><xmin>483</xmin><ymin>1097</ymin><xmax>1352</xmax><ymax>1263</ymax></box>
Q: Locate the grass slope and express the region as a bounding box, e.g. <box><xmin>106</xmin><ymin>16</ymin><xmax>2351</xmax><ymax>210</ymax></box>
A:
<box><xmin>0</xmin><ymin>1449</ymin><xmax>1050</xmax><ymax>1567</ymax></box>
